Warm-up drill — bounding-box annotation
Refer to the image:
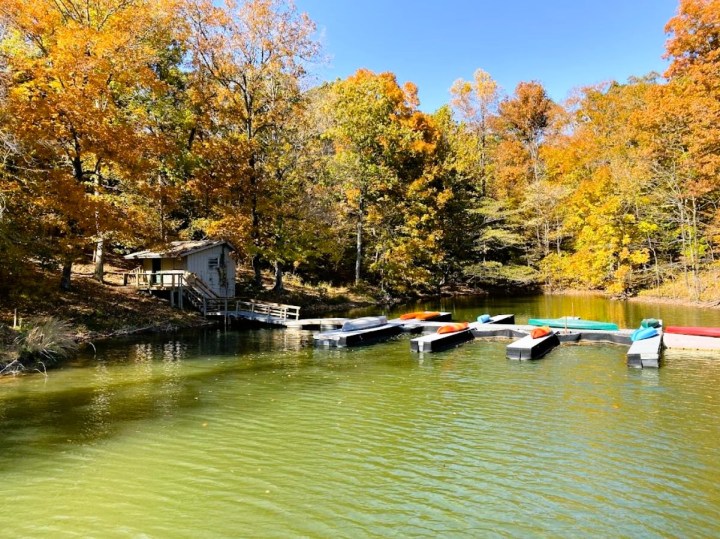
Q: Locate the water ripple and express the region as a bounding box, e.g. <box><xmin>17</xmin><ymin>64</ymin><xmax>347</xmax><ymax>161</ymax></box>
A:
<box><xmin>1</xmin><ymin>335</ymin><xmax>719</xmax><ymax>537</ymax></box>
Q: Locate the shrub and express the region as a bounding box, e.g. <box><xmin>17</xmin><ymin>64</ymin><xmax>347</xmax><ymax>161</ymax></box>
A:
<box><xmin>14</xmin><ymin>317</ymin><xmax>78</xmax><ymax>365</ymax></box>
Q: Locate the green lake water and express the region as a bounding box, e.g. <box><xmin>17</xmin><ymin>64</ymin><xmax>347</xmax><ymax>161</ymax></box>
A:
<box><xmin>2</xmin><ymin>294</ymin><xmax>720</xmax><ymax>537</ymax></box>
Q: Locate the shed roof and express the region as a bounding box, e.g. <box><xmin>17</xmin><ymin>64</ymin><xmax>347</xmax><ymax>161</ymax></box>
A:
<box><xmin>125</xmin><ymin>240</ymin><xmax>235</xmax><ymax>260</ymax></box>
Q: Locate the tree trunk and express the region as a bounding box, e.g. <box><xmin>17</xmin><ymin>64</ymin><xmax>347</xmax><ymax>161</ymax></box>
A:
<box><xmin>93</xmin><ymin>174</ymin><xmax>105</xmax><ymax>283</ymax></box>
<box><xmin>355</xmin><ymin>197</ymin><xmax>364</xmax><ymax>286</ymax></box>
<box><xmin>250</xmin><ymin>254</ymin><xmax>262</xmax><ymax>288</ymax></box>
<box><xmin>93</xmin><ymin>237</ymin><xmax>105</xmax><ymax>283</ymax></box>
<box><xmin>355</xmin><ymin>216</ymin><xmax>363</xmax><ymax>286</ymax></box>
<box><xmin>248</xmin><ymin>149</ymin><xmax>263</xmax><ymax>289</ymax></box>
<box><xmin>272</xmin><ymin>260</ymin><xmax>284</xmax><ymax>292</ymax></box>
<box><xmin>60</xmin><ymin>260</ymin><xmax>72</xmax><ymax>291</ymax></box>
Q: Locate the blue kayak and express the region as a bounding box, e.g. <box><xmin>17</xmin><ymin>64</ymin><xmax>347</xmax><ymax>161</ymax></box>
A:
<box><xmin>528</xmin><ymin>317</ymin><xmax>619</xmax><ymax>331</ymax></box>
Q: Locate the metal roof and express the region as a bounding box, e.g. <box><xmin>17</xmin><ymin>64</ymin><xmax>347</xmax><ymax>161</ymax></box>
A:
<box><xmin>124</xmin><ymin>240</ymin><xmax>236</xmax><ymax>260</ymax></box>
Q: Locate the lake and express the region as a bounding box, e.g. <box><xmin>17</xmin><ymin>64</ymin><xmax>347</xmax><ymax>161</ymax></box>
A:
<box><xmin>1</xmin><ymin>294</ymin><xmax>720</xmax><ymax>537</ymax></box>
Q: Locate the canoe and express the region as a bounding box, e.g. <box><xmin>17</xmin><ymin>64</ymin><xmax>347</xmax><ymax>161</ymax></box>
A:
<box><xmin>665</xmin><ymin>326</ymin><xmax>720</xmax><ymax>338</ymax></box>
<box><xmin>341</xmin><ymin>316</ymin><xmax>388</xmax><ymax>332</ymax></box>
<box><xmin>528</xmin><ymin>317</ymin><xmax>619</xmax><ymax>331</ymax></box>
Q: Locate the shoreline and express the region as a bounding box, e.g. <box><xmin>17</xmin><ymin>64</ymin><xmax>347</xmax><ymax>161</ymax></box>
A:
<box><xmin>543</xmin><ymin>287</ymin><xmax>720</xmax><ymax>310</ymax></box>
<box><xmin>4</xmin><ymin>284</ymin><xmax>720</xmax><ymax>376</ymax></box>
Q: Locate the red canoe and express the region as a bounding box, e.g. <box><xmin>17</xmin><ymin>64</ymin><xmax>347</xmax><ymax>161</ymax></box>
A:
<box><xmin>665</xmin><ymin>326</ymin><xmax>720</xmax><ymax>338</ymax></box>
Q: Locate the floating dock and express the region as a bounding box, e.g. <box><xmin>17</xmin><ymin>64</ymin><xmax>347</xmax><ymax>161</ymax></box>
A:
<box><xmin>470</xmin><ymin>321</ymin><xmax>656</xmax><ymax>365</ymax></box>
<box><xmin>313</xmin><ymin>321</ymin><xmax>404</xmax><ymax>348</ymax></box>
<box><xmin>506</xmin><ymin>332</ymin><xmax>561</xmax><ymax>360</ymax></box>
<box><xmin>410</xmin><ymin>327</ymin><xmax>474</xmax><ymax>353</ymax></box>
<box><xmin>303</xmin><ymin>313</ymin><xmax>718</xmax><ymax>368</ymax></box>
<box><xmin>627</xmin><ymin>331</ymin><xmax>664</xmax><ymax>368</ymax></box>
<box><xmin>662</xmin><ymin>332</ymin><xmax>720</xmax><ymax>351</ymax></box>
<box><xmin>285</xmin><ymin>318</ymin><xmax>348</xmax><ymax>331</ymax></box>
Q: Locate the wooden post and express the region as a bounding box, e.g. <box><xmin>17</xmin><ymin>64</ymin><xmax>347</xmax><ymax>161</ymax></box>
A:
<box><xmin>13</xmin><ymin>309</ymin><xmax>18</xmax><ymax>329</ymax></box>
<box><xmin>170</xmin><ymin>275</ymin><xmax>175</xmax><ymax>307</ymax></box>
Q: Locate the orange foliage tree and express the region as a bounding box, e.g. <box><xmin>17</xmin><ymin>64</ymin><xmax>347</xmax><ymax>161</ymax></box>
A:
<box><xmin>0</xmin><ymin>0</ymin><xmax>180</xmax><ymax>288</ymax></box>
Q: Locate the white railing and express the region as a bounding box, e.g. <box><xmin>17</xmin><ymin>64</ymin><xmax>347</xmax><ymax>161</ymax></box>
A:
<box><xmin>123</xmin><ymin>269</ymin><xmax>301</xmax><ymax>320</ymax></box>
<box><xmin>124</xmin><ymin>269</ymin><xmax>186</xmax><ymax>289</ymax></box>
<box><xmin>235</xmin><ymin>300</ymin><xmax>301</xmax><ymax>320</ymax></box>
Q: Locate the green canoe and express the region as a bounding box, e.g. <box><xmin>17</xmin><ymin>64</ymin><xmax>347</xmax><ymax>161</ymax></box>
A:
<box><xmin>528</xmin><ymin>317</ymin><xmax>619</xmax><ymax>331</ymax></box>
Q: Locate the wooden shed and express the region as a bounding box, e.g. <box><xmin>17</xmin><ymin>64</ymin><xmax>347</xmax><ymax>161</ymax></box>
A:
<box><xmin>125</xmin><ymin>240</ymin><xmax>236</xmax><ymax>298</ymax></box>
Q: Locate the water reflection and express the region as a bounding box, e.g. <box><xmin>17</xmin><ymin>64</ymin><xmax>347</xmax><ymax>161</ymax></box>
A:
<box><xmin>385</xmin><ymin>293</ymin><xmax>720</xmax><ymax>329</ymax></box>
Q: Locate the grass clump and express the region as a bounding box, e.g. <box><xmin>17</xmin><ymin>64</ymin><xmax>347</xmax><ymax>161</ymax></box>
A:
<box><xmin>12</xmin><ymin>317</ymin><xmax>78</xmax><ymax>366</ymax></box>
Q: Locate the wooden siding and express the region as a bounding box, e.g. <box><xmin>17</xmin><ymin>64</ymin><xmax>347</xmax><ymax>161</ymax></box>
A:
<box><xmin>186</xmin><ymin>245</ymin><xmax>235</xmax><ymax>297</ymax></box>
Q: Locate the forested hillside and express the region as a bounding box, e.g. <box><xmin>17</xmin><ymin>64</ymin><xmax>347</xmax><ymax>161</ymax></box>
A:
<box><xmin>1</xmin><ymin>0</ymin><xmax>718</xmax><ymax>301</ymax></box>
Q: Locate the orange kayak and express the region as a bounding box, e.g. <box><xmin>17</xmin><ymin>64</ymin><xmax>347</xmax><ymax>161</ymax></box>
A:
<box><xmin>530</xmin><ymin>326</ymin><xmax>552</xmax><ymax>339</ymax></box>
<box><xmin>400</xmin><ymin>311</ymin><xmax>442</xmax><ymax>321</ymax></box>
<box><xmin>437</xmin><ymin>322</ymin><xmax>469</xmax><ymax>334</ymax></box>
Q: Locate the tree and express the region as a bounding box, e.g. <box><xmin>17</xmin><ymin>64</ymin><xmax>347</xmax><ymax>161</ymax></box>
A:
<box><xmin>658</xmin><ymin>0</ymin><xmax>720</xmax><ymax>296</ymax></box>
<box><xmin>492</xmin><ymin>81</ymin><xmax>561</xmax><ymax>265</ymax></box>
<box><xmin>324</xmin><ymin>69</ymin><xmax>426</xmax><ymax>286</ymax></box>
<box><xmin>541</xmin><ymin>80</ymin><xmax>658</xmax><ymax>294</ymax></box>
<box><xmin>450</xmin><ymin>68</ymin><xmax>499</xmax><ymax>197</ymax></box>
<box><xmin>496</xmin><ymin>81</ymin><xmax>557</xmax><ymax>185</ymax></box>
<box><xmin>183</xmin><ymin>0</ymin><xmax>319</xmax><ymax>287</ymax></box>
<box><xmin>0</xmin><ymin>0</ymin><xmax>179</xmax><ymax>288</ymax></box>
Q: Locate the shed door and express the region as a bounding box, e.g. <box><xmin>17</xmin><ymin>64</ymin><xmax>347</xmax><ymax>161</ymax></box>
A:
<box><xmin>151</xmin><ymin>258</ymin><xmax>161</xmax><ymax>284</ymax></box>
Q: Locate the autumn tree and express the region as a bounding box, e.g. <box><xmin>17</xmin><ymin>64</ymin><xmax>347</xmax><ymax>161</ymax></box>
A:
<box><xmin>183</xmin><ymin>0</ymin><xmax>319</xmax><ymax>287</ymax></box>
<box><xmin>492</xmin><ymin>81</ymin><xmax>561</xmax><ymax>265</ymax></box>
<box><xmin>0</xmin><ymin>0</ymin><xmax>180</xmax><ymax>289</ymax></box>
<box><xmin>540</xmin><ymin>79</ymin><xmax>666</xmax><ymax>295</ymax></box>
<box><xmin>450</xmin><ymin>68</ymin><xmax>499</xmax><ymax>197</ymax></box>
<box><xmin>324</xmin><ymin>69</ymin><xmax>425</xmax><ymax>286</ymax></box>
<box><xmin>496</xmin><ymin>81</ymin><xmax>556</xmax><ymax>186</ymax></box>
<box><xmin>662</xmin><ymin>0</ymin><xmax>720</xmax><ymax>293</ymax></box>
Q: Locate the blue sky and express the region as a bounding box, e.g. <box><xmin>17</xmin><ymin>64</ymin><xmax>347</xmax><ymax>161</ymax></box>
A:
<box><xmin>295</xmin><ymin>0</ymin><xmax>680</xmax><ymax>111</ymax></box>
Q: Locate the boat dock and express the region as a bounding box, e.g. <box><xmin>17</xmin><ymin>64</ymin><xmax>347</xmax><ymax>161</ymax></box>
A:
<box><xmin>310</xmin><ymin>314</ymin><xmax>670</xmax><ymax>366</ymax></box>
<box><xmin>285</xmin><ymin>318</ymin><xmax>348</xmax><ymax>331</ymax></box>
<box><xmin>506</xmin><ymin>331</ymin><xmax>561</xmax><ymax>360</ymax></box>
<box><xmin>314</xmin><ymin>316</ymin><xmax>411</xmax><ymax>347</ymax></box>
<box><xmin>197</xmin><ymin>301</ymin><xmax>714</xmax><ymax>366</ymax></box>
<box><xmin>313</xmin><ymin>322</ymin><xmax>404</xmax><ymax>347</ymax></box>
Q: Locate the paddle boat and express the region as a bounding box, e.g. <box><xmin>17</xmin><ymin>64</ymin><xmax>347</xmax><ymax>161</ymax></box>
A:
<box><xmin>476</xmin><ymin>313</ymin><xmax>516</xmax><ymax>324</ymax></box>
